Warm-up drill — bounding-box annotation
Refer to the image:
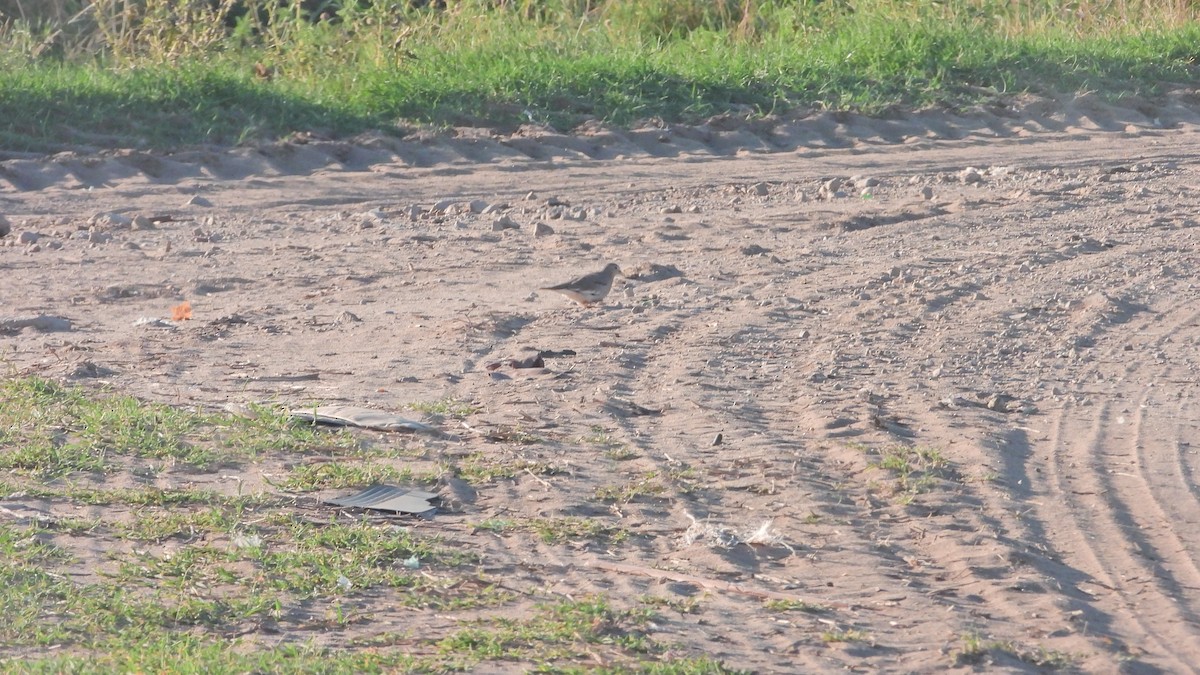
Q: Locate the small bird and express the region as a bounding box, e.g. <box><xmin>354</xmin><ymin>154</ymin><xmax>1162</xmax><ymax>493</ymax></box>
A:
<box><xmin>540</xmin><ymin>263</ymin><xmax>622</xmax><ymax>307</ymax></box>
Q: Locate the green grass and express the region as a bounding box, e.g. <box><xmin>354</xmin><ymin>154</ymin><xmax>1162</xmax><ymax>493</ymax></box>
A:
<box><xmin>406</xmin><ymin>397</ymin><xmax>479</xmax><ymax>418</ymax></box>
<box><xmin>0</xmin><ymin>377</ymin><xmax>358</xmax><ymax>477</ymax></box>
<box><xmin>1</xmin><ymin>1</ymin><xmax>1199</xmax><ymax>151</ymax></box>
<box><xmin>640</xmin><ymin>594</ymin><xmax>702</xmax><ymax>616</ymax></box>
<box><xmin>20</xmin><ymin>637</ymin><xmax>421</xmax><ymax>674</ymax></box>
<box><xmin>955</xmin><ymin>631</ymin><xmax>1076</xmax><ymax>669</ymax></box>
<box><xmin>14</xmin><ymin>484</ymin><xmax>278</xmax><ymax>508</ymax></box>
<box><xmin>436</xmin><ymin>597</ymin><xmax>656</xmax><ymax>659</ymax></box>
<box><xmin>279</xmin><ymin>459</ymin><xmax>436</xmax><ymax>491</ymax></box>
<box><xmin>594</xmin><ymin>471</ymin><xmax>670</xmax><ymax>503</ymax></box>
<box><xmin>763</xmin><ymin>598</ymin><xmax>826</xmax><ymax>614</ymax></box>
<box><xmin>585</xmin><ymin>425</ymin><xmax>639</xmax><ymax>460</ymax></box>
<box><xmin>0</xmin><ymin>375</ymin><xmax>746</xmax><ymax>671</ymax></box>
<box><xmin>820</xmin><ymin>628</ymin><xmax>872</xmax><ymax>644</ymax></box>
<box><xmin>863</xmin><ymin>444</ymin><xmax>954</xmax><ymax>504</ymax></box>
<box><xmin>451</xmin><ymin>451</ymin><xmax>565</xmax><ymax>485</ymax></box>
<box><xmin>473</xmin><ymin>516</ymin><xmax>629</xmax><ymax>544</ymax></box>
<box><xmin>0</xmin><ymin>377</ymin><xmax>206</xmax><ymax>474</ymax></box>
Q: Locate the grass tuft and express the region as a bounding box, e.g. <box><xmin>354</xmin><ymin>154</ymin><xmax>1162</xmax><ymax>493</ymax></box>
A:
<box><xmin>862</xmin><ymin>444</ymin><xmax>954</xmax><ymax>504</ymax></box>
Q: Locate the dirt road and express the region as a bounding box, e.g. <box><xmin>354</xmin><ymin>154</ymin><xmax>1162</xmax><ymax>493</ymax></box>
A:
<box><xmin>4</xmin><ymin>97</ymin><xmax>1200</xmax><ymax>671</ymax></box>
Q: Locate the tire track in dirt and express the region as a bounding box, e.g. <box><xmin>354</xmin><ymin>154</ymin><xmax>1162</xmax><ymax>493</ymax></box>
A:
<box><xmin>1161</xmin><ymin>392</ymin><xmax>1200</xmax><ymax>533</ymax></box>
<box><xmin>753</xmin><ymin>185</ymin><xmax>1200</xmax><ymax>670</ymax></box>
<box><xmin>453</xmin><ymin>291</ymin><xmax>853</xmax><ymax>671</ymax></box>
<box><xmin>1041</xmin><ymin>401</ymin><xmax>1196</xmax><ymax>670</ymax></box>
<box><xmin>617</xmin><ymin>424</ymin><xmax>884</xmax><ymax>660</ymax></box>
<box><xmin>1128</xmin><ymin>373</ymin><xmax>1200</xmax><ymax>598</ymax></box>
<box><xmin>887</xmin><ymin>245</ymin><xmax>1200</xmax><ymax>667</ymax></box>
<box><xmin>1034</xmin><ymin>299</ymin><xmax>1200</xmax><ymax>671</ymax></box>
<box><xmin>566</xmin><ymin>252</ymin><xmax>978</xmax><ymax>668</ymax></box>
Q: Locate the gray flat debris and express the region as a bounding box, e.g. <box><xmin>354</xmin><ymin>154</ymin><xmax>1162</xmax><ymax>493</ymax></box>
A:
<box><xmin>0</xmin><ymin>315</ymin><xmax>72</xmax><ymax>333</ymax></box>
<box><xmin>133</xmin><ymin>316</ymin><xmax>177</xmax><ymax>329</ymax></box>
<box><xmin>324</xmin><ymin>485</ymin><xmax>438</xmax><ymax>515</ymax></box>
<box><xmin>290</xmin><ymin>405</ymin><xmax>441</xmax><ymax>434</ymax></box>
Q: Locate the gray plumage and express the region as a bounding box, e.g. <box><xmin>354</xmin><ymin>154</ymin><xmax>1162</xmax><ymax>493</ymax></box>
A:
<box><xmin>540</xmin><ymin>263</ymin><xmax>622</xmax><ymax>306</ymax></box>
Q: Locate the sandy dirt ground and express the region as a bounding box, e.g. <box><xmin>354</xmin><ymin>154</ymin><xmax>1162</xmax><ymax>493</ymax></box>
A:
<box><xmin>5</xmin><ymin>93</ymin><xmax>1200</xmax><ymax>672</ymax></box>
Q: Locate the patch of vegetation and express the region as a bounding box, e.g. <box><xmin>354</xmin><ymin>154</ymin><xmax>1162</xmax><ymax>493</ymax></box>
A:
<box><xmin>483</xmin><ymin>425</ymin><xmax>544</xmax><ymax>445</ymax></box>
<box><xmin>0</xmin><ymin>375</ymin><xmax>528</xmax><ymax>670</ymax></box>
<box><xmin>955</xmin><ymin>631</ymin><xmax>1076</xmax><ymax>669</ymax></box>
<box><xmin>279</xmin><ymin>459</ymin><xmax>436</xmax><ymax>491</ymax></box>
<box><xmin>111</xmin><ymin>506</ymin><xmax>243</xmax><ymax>542</ymax></box>
<box><xmin>472</xmin><ymin>518</ymin><xmax>518</xmax><ymax>534</ymax></box>
<box><xmin>605</xmin><ymin>446</ymin><xmax>640</xmax><ymax>461</ymax></box>
<box><xmin>223</xmin><ymin>401</ymin><xmax>360</xmax><ymax>455</ymax></box>
<box><xmin>820</xmin><ymin>628</ymin><xmax>872</xmax><ymax>644</ymax></box>
<box><xmin>530</xmin><ymin>517</ymin><xmax>626</xmax><ymax>545</ymax></box>
<box><xmin>595</xmin><ymin>472</ymin><xmax>670</xmax><ymax>503</ymax></box>
<box><xmin>2</xmin><ymin>2</ymin><xmax>1199</xmax><ymax>150</ymax></box>
<box><xmin>437</xmin><ymin>597</ymin><xmax>657</xmax><ymax>660</ymax></box>
<box><xmin>584</xmin><ymin>425</ymin><xmax>640</xmax><ymax>461</ymax></box>
<box><xmin>407</xmin><ymin>397</ymin><xmax>480</xmax><ymax>418</ymax></box>
<box><xmin>0</xmin><ymin>377</ymin><xmax>206</xmax><ymax>475</ymax></box>
<box><xmin>451</xmin><ymin>452</ymin><xmax>565</xmax><ymax>485</ymax></box>
<box><xmin>582</xmin><ymin>425</ymin><xmax>621</xmax><ymax>447</ymax></box>
<box><xmin>20</xmin><ymin>484</ymin><xmax>274</xmax><ymax>507</ymax></box>
<box><xmin>666</xmin><ymin>465</ymin><xmax>702</xmax><ymax>494</ymax></box>
<box><xmin>472</xmin><ymin>516</ymin><xmax>628</xmax><ymax>545</ymax></box>
<box><xmin>863</xmin><ymin>444</ymin><xmax>954</xmax><ymax>504</ymax></box>
<box><xmin>19</xmin><ymin>635</ymin><xmax>422</xmax><ymax>673</ymax></box>
<box><xmin>956</xmin><ymin>630</ymin><xmax>997</xmax><ymax>664</ymax></box>
<box><xmin>640</xmin><ymin>594</ymin><xmax>702</xmax><ymax>615</ymax></box>
<box><xmin>763</xmin><ymin>598</ymin><xmax>826</xmax><ymax>614</ymax></box>
<box><xmin>0</xmin><ymin>377</ymin><xmax>358</xmax><ymax>477</ymax></box>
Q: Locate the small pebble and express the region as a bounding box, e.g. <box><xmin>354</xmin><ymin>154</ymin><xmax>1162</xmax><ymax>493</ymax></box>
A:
<box><xmin>91</xmin><ymin>212</ymin><xmax>133</xmax><ymax>229</ymax></box>
<box><xmin>960</xmin><ymin>167</ymin><xmax>983</xmax><ymax>184</ymax></box>
<box><xmin>359</xmin><ymin>208</ymin><xmax>386</xmax><ymax>222</ymax></box>
<box><xmin>819</xmin><ymin>178</ymin><xmax>843</xmax><ymax>200</ymax></box>
<box><xmin>491</xmin><ymin>215</ymin><xmax>519</xmax><ymax>231</ymax></box>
